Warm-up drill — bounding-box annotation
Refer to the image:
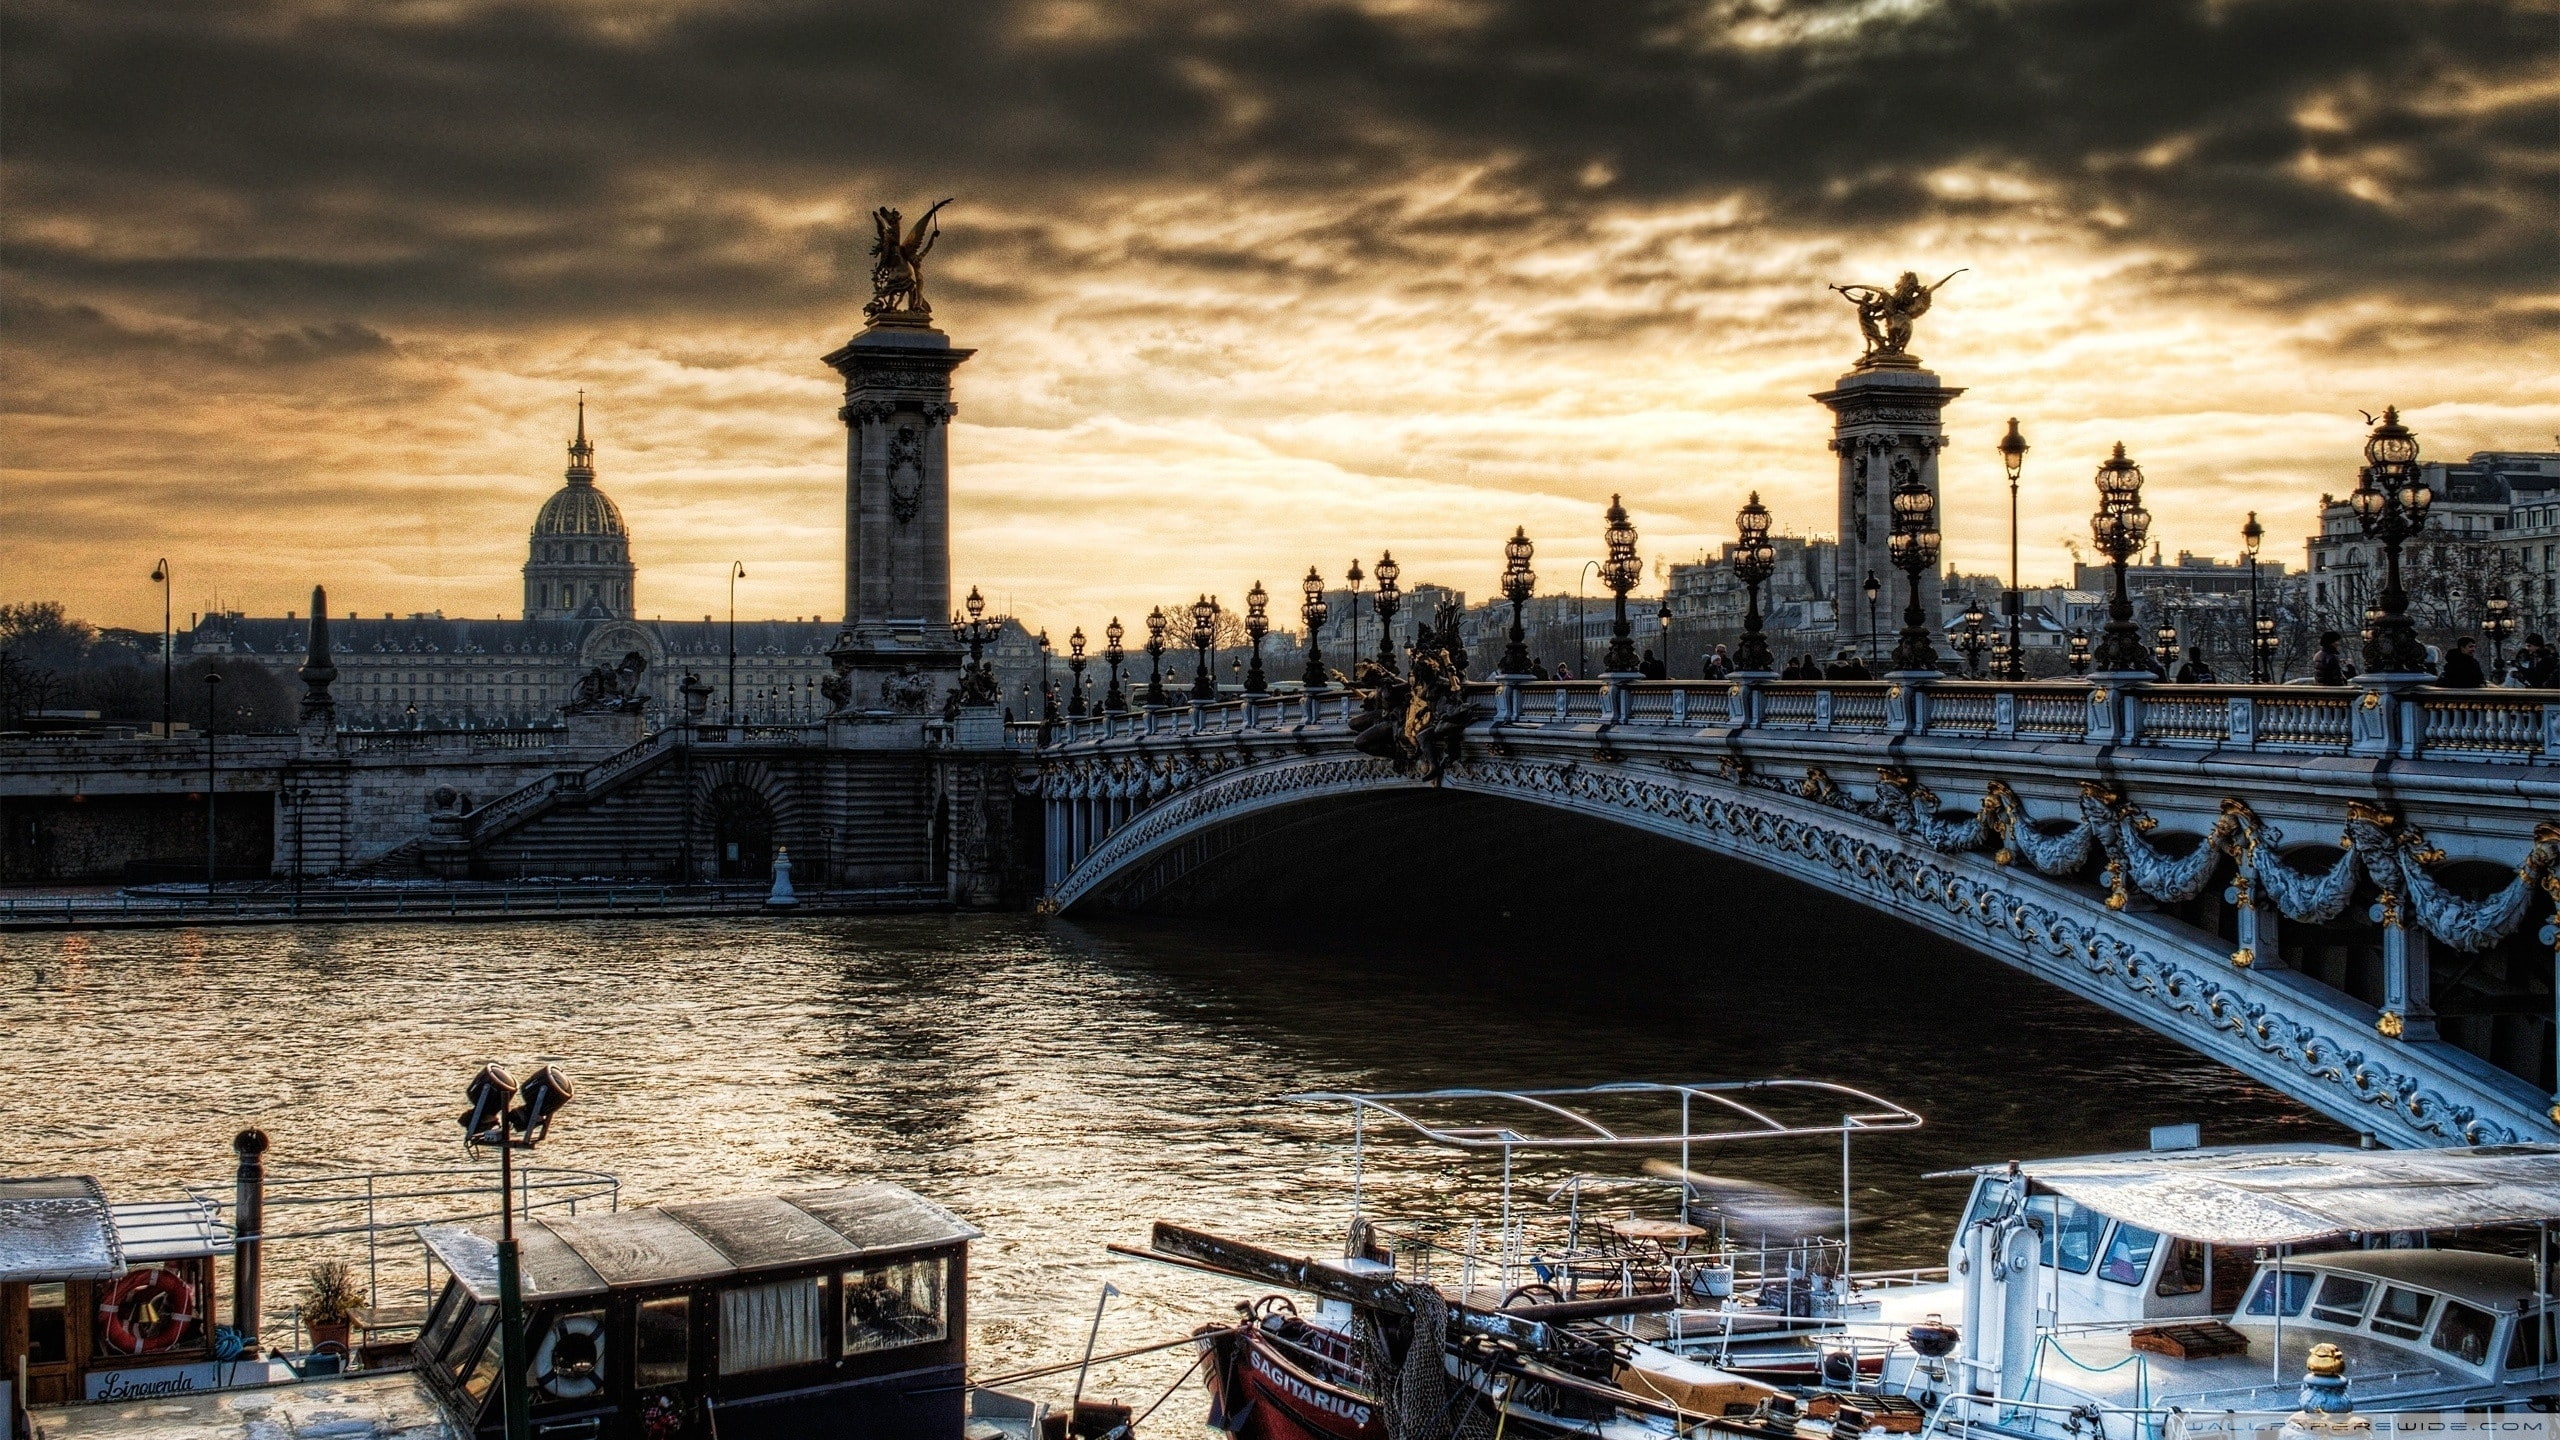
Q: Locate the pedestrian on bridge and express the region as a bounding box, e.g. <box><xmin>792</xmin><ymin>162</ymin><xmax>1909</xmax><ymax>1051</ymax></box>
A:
<box><xmin>2315</xmin><ymin>631</ymin><xmax>2353</xmax><ymax>686</ymax></box>
<box><xmin>2441</xmin><ymin>637</ymin><xmax>2487</xmax><ymax>688</ymax></box>
<box><xmin>2175</xmin><ymin>647</ymin><xmax>2218</xmax><ymax>684</ymax></box>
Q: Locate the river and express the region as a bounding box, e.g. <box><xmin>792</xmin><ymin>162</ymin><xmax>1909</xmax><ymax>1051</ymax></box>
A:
<box><xmin>3</xmin><ymin>893</ymin><xmax>2337</xmax><ymax>1430</ymax></box>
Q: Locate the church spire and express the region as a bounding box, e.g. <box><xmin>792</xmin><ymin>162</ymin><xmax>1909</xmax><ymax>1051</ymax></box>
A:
<box><xmin>566</xmin><ymin>392</ymin><xmax>595</xmax><ymax>483</ymax></box>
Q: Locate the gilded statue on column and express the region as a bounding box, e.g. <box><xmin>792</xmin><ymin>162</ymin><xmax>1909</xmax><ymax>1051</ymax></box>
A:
<box><xmin>866</xmin><ymin>198</ymin><xmax>952</xmax><ymax>322</ymax></box>
<box><xmin>1830</xmin><ymin>268</ymin><xmax>1964</xmax><ymax>368</ymax></box>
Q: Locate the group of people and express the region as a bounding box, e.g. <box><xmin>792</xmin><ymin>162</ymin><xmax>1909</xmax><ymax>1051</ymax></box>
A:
<box><xmin>2306</xmin><ymin>629</ymin><xmax>2559</xmax><ymax>689</ymax></box>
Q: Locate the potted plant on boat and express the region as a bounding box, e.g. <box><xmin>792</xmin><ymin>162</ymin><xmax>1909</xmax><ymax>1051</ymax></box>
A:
<box><xmin>299</xmin><ymin>1260</ymin><xmax>365</xmax><ymax>1356</ymax></box>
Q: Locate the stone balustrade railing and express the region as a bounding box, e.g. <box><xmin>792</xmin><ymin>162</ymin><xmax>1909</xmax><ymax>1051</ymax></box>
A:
<box><xmin>1035</xmin><ymin>675</ymin><xmax>2560</xmax><ymax>764</ymax></box>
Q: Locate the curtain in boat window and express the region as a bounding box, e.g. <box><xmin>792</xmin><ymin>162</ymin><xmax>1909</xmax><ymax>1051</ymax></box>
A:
<box><xmin>718</xmin><ymin>1277</ymin><xmax>824</xmax><ymax>1375</ymax></box>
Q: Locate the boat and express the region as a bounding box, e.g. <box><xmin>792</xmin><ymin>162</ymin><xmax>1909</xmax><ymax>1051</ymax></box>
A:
<box><xmin>1128</xmin><ymin>1080</ymin><xmax>1929</xmax><ymax>1439</ymax></box>
<box><xmin>1867</xmin><ymin>1140</ymin><xmax>2560</xmax><ymax>1440</ymax></box>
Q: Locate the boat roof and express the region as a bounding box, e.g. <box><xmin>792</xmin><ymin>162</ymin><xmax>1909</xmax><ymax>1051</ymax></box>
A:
<box><xmin>111</xmin><ymin>1198</ymin><xmax>227</xmax><ymax>1263</ymax></box>
<box><xmin>2282</xmin><ymin>1249</ymin><xmax>2540</xmax><ymax>1311</ymax></box>
<box><xmin>1287</xmin><ymin>1081</ymin><xmax>1922</xmax><ymax>1150</ymax></box>
<box><xmin>0</xmin><ymin>1176</ymin><xmax>123</xmax><ymax>1282</ymax></box>
<box><xmin>1952</xmin><ymin>1144</ymin><xmax>2560</xmax><ymax>1244</ymax></box>
<box><xmin>419</xmin><ymin>1183</ymin><xmax>980</xmax><ymax>1304</ymax></box>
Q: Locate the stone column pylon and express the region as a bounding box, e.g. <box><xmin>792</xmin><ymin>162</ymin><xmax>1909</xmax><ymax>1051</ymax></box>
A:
<box><xmin>822</xmin><ymin>312</ymin><xmax>974</xmax><ymax>713</ymax></box>
<box><xmin>1814</xmin><ymin>364</ymin><xmax>1963</xmax><ymax>655</ymax></box>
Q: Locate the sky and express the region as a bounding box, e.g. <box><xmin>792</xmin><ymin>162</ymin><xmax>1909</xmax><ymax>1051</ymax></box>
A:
<box><xmin>4</xmin><ymin>0</ymin><xmax>2554</xmax><ymax>636</ymax></box>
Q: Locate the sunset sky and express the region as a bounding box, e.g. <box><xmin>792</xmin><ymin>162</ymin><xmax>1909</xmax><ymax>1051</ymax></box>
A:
<box><xmin>5</xmin><ymin>0</ymin><xmax>2553</xmax><ymax>636</ymax></box>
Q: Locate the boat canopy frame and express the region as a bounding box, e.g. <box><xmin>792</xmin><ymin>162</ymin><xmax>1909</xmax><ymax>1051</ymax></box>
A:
<box><xmin>1287</xmin><ymin>1080</ymin><xmax>1923</xmax><ymax>1278</ymax></box>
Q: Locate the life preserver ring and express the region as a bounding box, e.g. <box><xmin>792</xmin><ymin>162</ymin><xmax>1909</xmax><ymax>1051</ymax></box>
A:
<box><xmin>534</xmin><ymin>1313</ymin><xmax>606</xmax><ymax>1399</ymax></box>
<box><xmin>98</xmin><ymin>1267</ymin><xmax>196</xmax><ymax>1356</ymax></box>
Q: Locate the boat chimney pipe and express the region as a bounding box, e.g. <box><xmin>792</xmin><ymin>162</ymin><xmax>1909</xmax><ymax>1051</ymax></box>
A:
<box><xmin>232</xmin><ymin>1128</ymin><xmax>270</xmax><ymax>1342</ymax></box>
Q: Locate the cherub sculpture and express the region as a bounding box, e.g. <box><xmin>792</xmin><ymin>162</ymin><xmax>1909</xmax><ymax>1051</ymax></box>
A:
<box><xmin>866</xmin><ymin>199</ymin><xmax>953</xmax><ymax>321</ymax></box>
<box><xmin>1830</xmin><ymin>269</ymin><xmax>1964</xmax><ymax>367</ymax></box>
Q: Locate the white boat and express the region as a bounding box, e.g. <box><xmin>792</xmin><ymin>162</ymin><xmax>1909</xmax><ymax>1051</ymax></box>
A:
<box><xmin>1863</xmin><ymin>1141</ymin><xmax>2560</xmax><ymax>1440</ymax></box>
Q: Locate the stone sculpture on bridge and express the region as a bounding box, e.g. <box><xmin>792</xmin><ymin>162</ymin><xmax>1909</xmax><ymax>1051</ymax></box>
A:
<box><xmin>562</xmin><ymin>650</ymin><xmax>650</xmax><ymax>714</ymax></box>
<box><xmin>1350</xmin><ymin>601</ymin><xmax>1473</xmax><ymax>781</ymax></box>
<box><xmin>865</xmin><ymin>198</ymin><xmax>952</xmax><ymax>322</ymax></box>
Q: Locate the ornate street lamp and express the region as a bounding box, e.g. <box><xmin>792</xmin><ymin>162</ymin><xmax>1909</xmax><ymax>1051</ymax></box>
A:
<box><xmin>1732</xmin><ymin>493</ymin><xmax>1777</xmax><ymax>674</ymax></box>
<box><xmin>1345</xmin><ymin>559</ymin><xmax>1365</xmax><ymax>681</ymax></box>
<box><xmin>2088</xmin><ymin>442</ymin><xmax>2154</xmax><ymax>673</ymax></box>
<box><xmin>961</xmin><ymin>585</ymin><xmax>991</xmax><ymax>671</ymax></box>
<box><xmin>1989</xmin><ymin>633</ymin><xmax>2013</xmax><ymax>680</ymax></box>
<box><xmin>1103</xmin><ymin>618</ymin><xmax>1127</xmax><ymax>712</ymax></box>
<box><xmin>149</xmin><ymin>559</ymin><xmax>173</xmax><ymax>736</ymax></box>
<box><xmin>1602</xmin><ymin>495</ymin><xmax>1641</xmax><ymax>673</ymax></box>
<box><xmin>2254</xmin><ymin>615</ymin><xmax>2280</xmax><ymax>679</ymax></box>
<box><xmin>1300</xmin><ymin>568</ymin><xmax>1331</xmax><ymax>689</ymax></box>
<box><xmin>1371</xmin><ymin>552</ymin><xmax>1402</xmax><ymax>673</ymax></box>
<box><xmin>728</xmin><ymin>561</ymin><xmax>747</xmax><ymax>722</ymax></box>
<box><xmin>2068</xmin><ymin>627</ymin><xmax>2092</xmax><ymax>676</ymax></box>
<box><xmin>1243</xmin><ymin>580</ymin><xmax>1270</xmax><ymax>693</ymax></box>
<box><xmin>2000</xmin><ymin>419</ymin><xmax>2029</xmax><ymax>680</ymax></box>
<box><xmin>1956</xmin><ymin>597</ymin><xmax>1991</xmax><ymax>677</ymax></box>
<box><xmin>2154</xmin><ymin>621</ymin><xmax>2180</xmax><ymax>675</ymax></box>
<box><xmin>1189</xmin><ymin>594</ymin><xmax>1219</xmax><ymax>700</ymax></box>
<box><xmin>1656</xmin><ymin>601</ymin><xmax>1673</xmax><ymax>675</ymax></box>
<box><xmin>2351</xmin><ymin>406</ymin><xmax>2432</xmax><ymax>674</ymax></box>
<box><xmin>1143</xmin><ymin>606</ymin><xmax>1169</xmax><ymax>707</ymax></box>
<box><xmin>1067</xmin><ymin>627</ymin><xmax>1089</xmax><ymax>717</ymax></box>
<box><xmin>1886</xmin><ymin>466</ymin><xmax>1941</xmax><ymax>672</ymax></box>
<box><xmin>1038</xmin><ymin>628</ymin><xmax>1058</xmax><ymax>724</ymax></box>
<box><xmin>2486</xmin><ymin>594</ymin><xmax>2517</xmax><ymax>681</ymax></box>
<box><xmin>1862</xmin><ymin>571</ymin><xmax>1882</xmax><ymax>664</ymax></box>
<box><xmin>2242</xmin><ymin>510</ymin><xmax>2267</xmax><ymax>682</ymax></box>
<box><xmin>1499</xmin><ymin>527</ymin><xmax>1536</xmax><ymax>676</ymax></box>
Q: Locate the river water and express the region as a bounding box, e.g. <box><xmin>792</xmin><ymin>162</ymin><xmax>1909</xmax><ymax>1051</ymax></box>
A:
<box><xmin>3</xmin><ymin>895</ymin><xmax>2338</xmax><ymax>1430</ymax></box>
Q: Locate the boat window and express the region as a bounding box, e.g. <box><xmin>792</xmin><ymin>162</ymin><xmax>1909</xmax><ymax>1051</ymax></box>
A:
<box><xmin>2023</xmin><ymin>1195</ymin><xmax>2101</xmax><ymax>1274</ymax></box>
<box><xmin>636</xmin><ymin>1296</ymin><xmax>690</xmax><ymax>1389</ymax></box>
<box><xmin>842</xmin><ymin>1257</ymin><xmax>949</xmax><ymax>1354</ymax></box>
<box><xmin>2431</xmin><ymin>1300</ymin><xmax>2497</xmax><ymax>1366</ymax></box>
<box><xmin>2155</xmin><ymin>1238</ymin><xmax>2206</xmax><ymax>1297</ymax></box>
<box><xmin>447</xmin><ymin>1303</ymin><xmax>499</xmax><ymax>1384</ymax></box>
<box><xmin>1962</xmin><ymin>1179</ymin><xmax>2007</xmax><ymax>1231</ymax></box>
<box><xmin>2309</xmin><ymin>1275</ymin><xmax>2373</xmax><ymax>1327</ymax></box>
<box><xmin>2243</xmin><ymin>1270</ymin><xmax>2314</xmax><ymax>1318</ymax></box>
<box><xmin>460</xmin><ymin>1316</ymin><xmax>506</xmax><ymax>1407</ymax></box>
<box><xmin>2098</xmin><ymin>1225</ymin><xmax>2159</xmax><ymax>1286</ymax></box>
<box><xmin>2371</xmin><ymin>1286</ymin><xmax>2434</xmax><ymax>1341</ymax></box>
<box><xmin>530</xmin><ymin>1309</ymin><xmax>608</xmax><ymax>1401</ymax></box>
<box><xmin>2505</xmin><ymin>1306</ymin><xmax>2554</xmax><ymax>1372</ymax></box>
<box><xmin>27</xmin><ymin>1282</ymin><xmax>69</xmax><ymax>1366</ymax></box>
<box><xmin>718</xmin><ymin>1276</ymin><xmax>824</xmax><ymax>1375</ymax></box>
<box><xmin>417</xmin><ymin>1282</ymin><xmax>467</xmax><ymax>1364</ymax></box>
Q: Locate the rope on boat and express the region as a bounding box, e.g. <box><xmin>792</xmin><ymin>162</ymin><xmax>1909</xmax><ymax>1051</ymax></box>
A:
<box><xmin>919</xmin><ymin>1326</ymin><xmax>1237</xmax><ymax>1394</ymax></box>
<box><xmin>1120</xmin><ymin>1347</ymin><xmax>1211</xmax><ymax>1435</ymax></box>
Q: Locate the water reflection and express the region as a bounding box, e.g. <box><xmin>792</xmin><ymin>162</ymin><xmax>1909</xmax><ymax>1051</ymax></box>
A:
<box><xmin>3</xmin><ymin>887</ymin><xmax>2333</xmax><ymax>1428</ymax></box>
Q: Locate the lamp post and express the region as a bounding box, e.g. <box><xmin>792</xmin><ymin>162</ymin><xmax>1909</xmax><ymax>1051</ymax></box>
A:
<box><xmin>1956</xmin><ymin>598</ymin><xmax>1991</xmax><ymax>677</ymax></box>
<box><xmin>1500</xmin><ymin>528</ymin><xmax>1536</xmax><ymax>676</ymax></box>
<box><xmin>458</xmin><ymin>1064</ymin><xmax>574</xmax><ymax>1440</ymax></box>
<box><xmin>2255</xmin><ymin>615</ymin><xmax>2280</xmax><ymax>681</ymax></box>
<box><xmin>1371</xmin><ymin>552</ymin><xmax>1401</xmax><ymax>674</ymax></box>
<box><xmin>1656</xmin><ymin>601</ymin><xmax>1673</xmax><ymax>676</ymax></box>
<box><xmin>2000</xmin><ymin>419</ymin><xmax>2029</xmax><ymax>680</ymax></box>
<box><xmin>1038</xmin><ymin>629</ymin><xmax>1060</xmax><ymax>724</ymax></box>
<box><xmin>1886</xmin><ymin>469</ymin><xmax>1942</xmax><ymax>673</ymax></box>
<box><xmin>1602</xmin><ymin>495</ymin><xmax>1641</xmax><ymax>673</ymax></box>
<box><xmin>1244</xmin><ymin>580</ymin><xmax>1270</xmax><ymax>694</ymax></box>
<box><xmin>2066</xmin><ymin>628</ymin><xmax>2091</xmax><ymax>676</ymax></box>
<box><xmin>1577</xmin><ymin>560</ymin><xmax>1601</xmax><ymax>677</ymax></box>
<box><xmin>1344</xmin><ymin>559</ymin><xmax>1365</xmax><ymax>682</ymax></box>
<box><xmin>2486</xmin><ymin>595</ymin><xmax>2517</xmax><ymax>681</ymax></box>
<box><xmin>1103</xmin><ymin>618</ymin><xmax>1127</xmax><ymax>712</ymax></box>
<box><xmin>2242</xmin><ymin>510</ymin><xmax>2267</xmax><ymax>682</ymax></box>
<box><xmin>2154</xmin><ymin>621</ymin><xmax>2180</xmax><ymax>676</ymax></box>
<box><xmin>2089</xmin><ymin>443</ymin><xmax>2154</xmax><ymax>673</ymax></box>
<box><xmin>727</xmin><ymin>561</ymin><xmax>746</xmax><ymax>722</ymax></box>
<box><xmin>1862</xmin><ymin>571</ymin><xmax>1882</xmax><ymax>665</ymax></box>
<box><xmin>962</xmin><ymin>586</ymin><xmax>991</xmax><ymax>673</ymax></box>
<box><xmin>2350</xmin><ymin>406</ymin><xmax>2433</xmax><ymax>675</ymax></box>
<box><xmin>1067</xmin><ymin>629</ymin><xmax>1088</xmax><ymax>716</ymax></box>
<box><xmin>1733</xmin><ymin>494</ymin><xmax>1777</xmax><ymax>675</ymax></box>
<box><xmin>204</xmin><ymin>670</ymin><xmax>222</xmax><ymax>891</ymax></box>
<box><xmin>679</xmin><ymin>673</ymin><xmax>710</xmax><ymax>881</ymax></box>
<box><xmin>279</xmin><ymin>784</ymin><xmax>313</xmax><ymax>908</ymax></box>
<box><xmin>149</xmin><ymin>559</ymin><xmax>173</xmax><ymax>736</ymax></box>
<box><xmin>1301</xmin><ymin>568</ymin><xmax>1331</xmax><ymax>689</ymax></box>
<box><xmin>1143</xmin><ymin>607</ymin><xmax>1169</xmax><ymax>706</ymax></box>
<box><xmin>1189</xmin><ymin>595</ymin><xmax>1218</xmax><ymax>701</ymax></box>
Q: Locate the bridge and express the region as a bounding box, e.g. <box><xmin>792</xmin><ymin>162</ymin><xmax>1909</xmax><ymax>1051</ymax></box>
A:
<box><xmin>1033</xmin><ymin>673</ymin><xmax>2560</xmax><ymax>1150</ymax></box>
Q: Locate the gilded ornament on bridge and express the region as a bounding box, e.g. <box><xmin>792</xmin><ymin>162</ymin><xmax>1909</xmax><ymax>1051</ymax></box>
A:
<box><xmin>2377</xmin><ymin>1010</ymin><xmax>2405</xmax><ymax>1039</ymax></box>
<box><xmin>865</xmin><ymin>199</ymin><xmax>951</xmax><ymax>323</ymax></box>
<box><xmin>2232</xmin><ymin>947</ymin><xmax>2254</xmax><ymax>968</ymax></box>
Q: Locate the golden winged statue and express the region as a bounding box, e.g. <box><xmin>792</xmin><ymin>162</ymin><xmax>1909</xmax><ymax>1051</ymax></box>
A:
<box><xmin>866</xmin><ymin>198</ymin><xmax>953</xmax><ymax>321</ymax></box>
<box><xmin>1830</xmin><ymin>268</ymin><xmax>1964</xmax><ymax>367</ymax></box>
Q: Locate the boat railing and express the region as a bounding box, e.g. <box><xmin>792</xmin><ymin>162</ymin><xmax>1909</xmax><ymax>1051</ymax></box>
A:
<box><xmin>178</xmin><ymin>1163</ymin><xmax>619</xmax><ymax>1351</ymax></box>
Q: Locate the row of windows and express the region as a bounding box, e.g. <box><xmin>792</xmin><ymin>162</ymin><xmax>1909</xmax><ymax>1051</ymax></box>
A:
<box><xmin>416</xmin><ymin>1258</ymin><xmax>947</xmax><ymax>1410</ymax></box>
<box><xmin>534</xmin><ymin>542</ymin><xmax>627</xmax><ymax>564</ymax></box>
<box><xmin>2244</xmin><ymin>1268</ymin><xmax>2506</xmax><ymax>1369</ymax></box>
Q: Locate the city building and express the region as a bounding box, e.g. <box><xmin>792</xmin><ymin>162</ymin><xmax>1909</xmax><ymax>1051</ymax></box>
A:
<box><xmin>2306</xmin><ymin>448</ymin><xmax>2560</xmax><ymax>632</ymax></box>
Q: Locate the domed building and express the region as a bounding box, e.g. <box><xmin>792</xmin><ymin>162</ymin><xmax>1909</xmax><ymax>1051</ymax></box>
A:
<box><xmin>523</xmin><ymin>400</ymin><xmax>635</xmax><ymax>621</ymax></box>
